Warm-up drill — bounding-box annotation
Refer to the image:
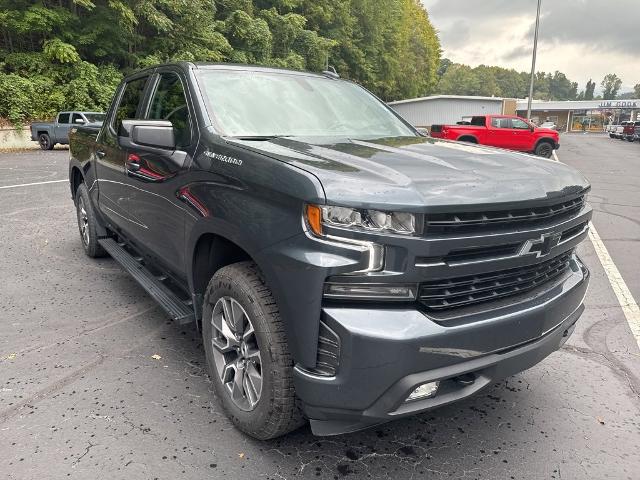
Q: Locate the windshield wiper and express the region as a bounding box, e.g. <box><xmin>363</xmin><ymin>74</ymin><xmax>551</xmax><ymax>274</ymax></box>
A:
<box><xmin>230</xmin><ymin>135</ymin><xmax>290</xmax><ymax>141</ymax></box>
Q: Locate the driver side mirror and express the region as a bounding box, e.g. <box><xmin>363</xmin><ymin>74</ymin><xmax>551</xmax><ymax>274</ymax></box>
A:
<box><xmin>416</xmin><ymin>127</ymin><xmax>430</xmax><ymax>137</ymax></box>
<box><xmin>74</xmin><ymin>118</ymin><xmax>85</xmax><ymax>124</ymax></box>
<box><xmin>119</xmin><ymin>119</ymin><xmax>175</xmax><ymax>150</ymax></box>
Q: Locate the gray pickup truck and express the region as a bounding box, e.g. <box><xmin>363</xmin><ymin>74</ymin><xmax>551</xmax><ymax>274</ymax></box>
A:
<box><xmin>68</xmin><ymin>63</ymin><xmax>592</xmax><ymax>439</ymax></box>
<box><xmin>31</xmin><ymin>111</ymin><xmax>105</xmax><ymax>150</ymax></box>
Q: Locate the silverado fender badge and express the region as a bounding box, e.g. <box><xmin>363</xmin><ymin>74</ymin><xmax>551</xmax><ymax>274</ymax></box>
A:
<box><xmin>204</xmin><ymin>151</ymin><xmax>243</xmax><ymax>166</ymax></box>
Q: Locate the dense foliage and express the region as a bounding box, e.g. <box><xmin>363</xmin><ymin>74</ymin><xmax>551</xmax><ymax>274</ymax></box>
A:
<box><xmin>0</xmin><ymin>0</ymin><xmax>440</xmax><ymax>125</ymax></box>
<box><xmin>436</xmin><ymin>60</ymin><xmax>636</xmax><ymax>103</ymax></box>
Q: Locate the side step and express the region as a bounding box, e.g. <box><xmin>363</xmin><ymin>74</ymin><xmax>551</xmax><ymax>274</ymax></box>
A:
<box><xmin>99</xmin><ymin>238</ymin><xmax>195</xmax><ymax>325</ymax></box>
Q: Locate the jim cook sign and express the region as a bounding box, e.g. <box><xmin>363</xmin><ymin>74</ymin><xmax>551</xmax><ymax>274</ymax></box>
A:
<box><xmin>598</xmin><ymin>101</ymin><xmax>638</xmax><ymax>109</ymax></box>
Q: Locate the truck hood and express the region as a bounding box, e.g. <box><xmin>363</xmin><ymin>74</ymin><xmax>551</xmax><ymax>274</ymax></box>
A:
<box><xmin>232</xmin><ymin>136</ymin><xmax>589</xmax><ymax>211</ymax></box>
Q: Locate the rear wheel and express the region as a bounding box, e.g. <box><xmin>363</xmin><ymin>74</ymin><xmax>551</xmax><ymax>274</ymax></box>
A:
<box><xmin>38</xmin><ymin>133</ymin><xmax>54</xmax><ymax>150</ymax></box>
<box><xmin>534</xmin><ymin>142</ymin><xmax>553</xmax><ymax>158</ymax></box>
<box><xmin>75</xmin><ymin>183</ymin><xmax>106</xmax><ymax>258</ymax></box>
<box><xmin>202</xmin><ymin>262</ymin><xmax>304</xmax><ymax>439</ymax></box>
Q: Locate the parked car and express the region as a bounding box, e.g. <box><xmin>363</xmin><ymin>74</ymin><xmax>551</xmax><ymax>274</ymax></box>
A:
<box><xmin>610</xmin><ymin>121</ymin><xmax>632</xmax><ymax>140</ymax></box>
<box><xmin>430</xmin><ymin>115</ymin><xmax>560</xmax><ymax>157</ymax></box>
<box><xmin>635</xmin><ymin>124</ymin><xmax>640</xmax><ymax>142</ymax></box>
<box><xmin>539</xmin><ymin>121</ymin><xmax>557</xmax><ymax>130</ymax></box>
<box><xmin>624</xmin><ymin>121</ymin><xmax>640</xmax><ymax>142</ymax></box>
<box><xmin>31</xmin><ymin>111</ymin><xmax>105</xmax><ymax>150</ymax></box>
<box><xmin>68</xmin><ymin>63</ymin><xmax>591</xmax><ymax>439</ymax></box>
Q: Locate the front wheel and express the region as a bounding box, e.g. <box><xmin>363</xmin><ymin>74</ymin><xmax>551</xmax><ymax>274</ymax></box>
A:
<box><xmin>534</xmin><ymin>142</ymin><xmax>553</xmax><ymax>158</ymax></box>
<box><xmin>202</xmin><ymin>262</ymin><xmax>304</xmax><ymax>439</ymax></box>
<box><xmin>38</xmin><ymin>133</ymin><xmax>54</xmax><ymax>150</ymax></box>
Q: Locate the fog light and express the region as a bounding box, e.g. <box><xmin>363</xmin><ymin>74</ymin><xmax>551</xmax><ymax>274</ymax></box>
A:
<box><xmin>407</xmin><ymin>382</ymin><xmax>439</xmax><ymax>401</ymax></box>
<box><xmin>323</xmin><ymin>283</ymin><xmax>417</xmax><ymax>300</ymax></box>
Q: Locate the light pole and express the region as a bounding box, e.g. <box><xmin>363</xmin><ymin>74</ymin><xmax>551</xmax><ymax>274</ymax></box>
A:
<box><xmin>526</xmin><ymin>0</ymin><xmax>542</xmax><ymax>120</ymax></box>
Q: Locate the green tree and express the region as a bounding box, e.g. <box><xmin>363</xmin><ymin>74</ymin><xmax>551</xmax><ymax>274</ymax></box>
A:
<box><xmin>601</xmin><ymin>73</ymin><xmax>622</xmax><ymax>100</ymax></box>
<box><xmin>634</xmin><ymin>83</ymin><xmax>640</xmax><ymax>98</ymax></box>
<box><xmin>584</xmin><ymin>79</ymin><xmax>596</xmax><ymax>100</ymax></box>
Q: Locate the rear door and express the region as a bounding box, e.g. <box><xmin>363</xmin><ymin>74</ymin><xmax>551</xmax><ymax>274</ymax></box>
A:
<box><xmin>54</xmin><ymin>112</ymin><xmax>71</xmax><ymax>143</ymax></box>
<box><xmin>96</xmin><ymin>74</ymin><xmax>151</xmax><ymax>233</ymax></box>
<box><xmin>486</xmin><ymin>116</ymin><xmax>512</xmax><ymax>148</ymax></box>
<box><xmin>122</xmin><ymin>68</ymin><xmax>198</xmax><ymax>277</ymax></box>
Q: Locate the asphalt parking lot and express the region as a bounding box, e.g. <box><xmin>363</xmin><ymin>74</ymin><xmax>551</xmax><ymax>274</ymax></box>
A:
<box><xmin>1</xmin><ymin>134</ymin><xmax>639</xmax><ymax>480</ymax></box>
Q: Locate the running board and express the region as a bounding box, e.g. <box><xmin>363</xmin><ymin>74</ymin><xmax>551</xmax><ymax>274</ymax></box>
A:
<box><xmin>99</xmin><ymin>238</ymin><xmax>195</xmax><ymax>325</ymax></box>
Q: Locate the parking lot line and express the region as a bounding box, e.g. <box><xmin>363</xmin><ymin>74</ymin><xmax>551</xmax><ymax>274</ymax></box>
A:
<box><xmin>0</xmin><ymin>179</ymin><xmax>66</xmax><ymax>190</ymax></box>
<box><xmin>588</xmin><ymin>222</ymin><xmax>640</xmax><ymax>350</ymax></box>
<box><xmin>552</xmin><ymin>150</ymin><xmax>559</xmax><ymax>162</ymax></box>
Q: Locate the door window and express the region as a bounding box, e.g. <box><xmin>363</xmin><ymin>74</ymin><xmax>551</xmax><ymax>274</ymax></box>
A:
<box><xmin>112</xmin><ymin>77</ymin><xmax>148</xmax><ymax>131</ymax></box>
<box><xmin>490</xmin><ymin>117</ymin><xmax>510</xmax><ymax>128</ymax></box>
<box><xmin>147</xmin><ymin>73</ymin><xmax>192</xmax><ymax>147</ymax></box>
<box><xmin>511</xmin><ymin>118</ymin><xmax>531</xmax><ymax>130</ymax></box>
<box><xmin>72</xmin><ymin>113</ymin><xmax>85</xmax><ymax>124</ymax></box>
<box><xmin>58</xmin><ymin>113</ymin><xmax>70</xmax><ymax>124</ymax></box>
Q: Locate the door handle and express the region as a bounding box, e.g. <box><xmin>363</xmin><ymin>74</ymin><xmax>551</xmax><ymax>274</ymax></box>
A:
<box><xmin>126</xmin><ymin>161</ymin><xmax>141</xmax><ymax>172</ymax></box>
<box><xmin>96</xmin><ymin>150</ymin><xmax>106</xmax><ymax>158</ymax></box>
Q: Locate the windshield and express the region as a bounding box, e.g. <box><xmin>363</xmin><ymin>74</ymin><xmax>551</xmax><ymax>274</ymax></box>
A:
<box><xmin>84</xmin><ymin>113</ymin><xmax>105</xmax><ymax>123</ymax></box>
<box><xmin>196</xmin><ymin>70</ymin><xmax>415</xmax><ymax>138</ymax></box>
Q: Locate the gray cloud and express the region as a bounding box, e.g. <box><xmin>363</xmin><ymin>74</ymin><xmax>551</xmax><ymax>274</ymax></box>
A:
<box><xmin>421</xmin><ymin>0</ymin><xmax>640</xmax><ymax>90</ymax></box>
<box><xmin>424</xmin><ymin>0</ymin><xmax>640</xmax><ymax>57</ymax></box>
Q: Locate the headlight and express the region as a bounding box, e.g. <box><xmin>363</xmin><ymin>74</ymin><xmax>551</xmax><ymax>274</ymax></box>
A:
<box><xmin>305</xmin><ymin>204</ymin><xmax>415</xmax><ymax>236</ymax></box>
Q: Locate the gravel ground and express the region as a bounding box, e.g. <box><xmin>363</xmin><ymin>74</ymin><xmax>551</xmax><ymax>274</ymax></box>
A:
<box><xmin>1</xmin><ymin>135</ymin><xmax>639</xmax><ymax>479</ymax></box>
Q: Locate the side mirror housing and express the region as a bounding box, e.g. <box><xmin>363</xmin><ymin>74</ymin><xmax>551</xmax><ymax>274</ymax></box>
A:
<box><xmin>416</xmin><ymin>127</ymin><xmax>430</xmax><ymax>137</ymax></box>
<box><xmin>74</xmin><ymin>118</ymin><xmax>85</xmax><ymax>124</ymax></box>
<box><xmin>119</xmin><ymin>119</ymin><xmax>175</xmax><ymax>150</ymax></box>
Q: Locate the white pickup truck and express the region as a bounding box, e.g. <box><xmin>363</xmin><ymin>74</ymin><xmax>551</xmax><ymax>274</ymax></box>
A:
<box><xmin>30</xmin><ymin>111</ymin><xmax>105</xmax><ymax>150</ymax></box>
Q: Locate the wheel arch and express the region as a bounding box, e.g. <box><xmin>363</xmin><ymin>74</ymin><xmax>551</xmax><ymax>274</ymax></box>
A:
<box><xmin>534</xmin><ymin>136</ymin><xmax>556</xmax><ymax>150</ymax></box>
<box><xmin>457</xmin><ymin>135</ymin><xmax>478</xmax><ymax>143</ymax></box>
<box><xmin>70</xmin><ymin>165</ymin><xmax>83</xmax><ymax>202</ymax></box>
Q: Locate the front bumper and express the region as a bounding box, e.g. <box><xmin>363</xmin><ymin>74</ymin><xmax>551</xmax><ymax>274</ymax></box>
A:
<box><xmin>294</xmin><ymin>256</ymin><xmax>589</xmax><ymax>436</ymax></box>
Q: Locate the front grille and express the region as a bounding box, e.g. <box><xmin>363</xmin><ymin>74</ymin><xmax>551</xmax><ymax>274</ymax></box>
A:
<box><xmin>419</xmin><ymin>252</ymin><xmax>572</xmax><ymax>311</ymax></box>
<box><xmin>425</xmin><ymin>194</ymin><xmax>585</xmax><ymax>235</ymax></box>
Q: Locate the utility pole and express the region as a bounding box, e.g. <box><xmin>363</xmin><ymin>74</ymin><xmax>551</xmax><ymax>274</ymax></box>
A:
<box><xmin>526</xmin><ymin>0</ymin><xmax>542</xmax><ymax>120</ymax></box>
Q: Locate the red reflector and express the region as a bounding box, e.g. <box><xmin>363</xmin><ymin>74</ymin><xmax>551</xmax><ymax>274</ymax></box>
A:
<box><xmin>128</xmin><ymin>153</ymin><xmax>140</xmax><ymax>162</ymax></box>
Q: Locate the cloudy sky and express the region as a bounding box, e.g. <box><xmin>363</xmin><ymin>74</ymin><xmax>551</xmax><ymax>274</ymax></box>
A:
<box><xmin>421</xmin><ymin>0</ymin><xmax>640</xmax><ymax>94</ymax></box>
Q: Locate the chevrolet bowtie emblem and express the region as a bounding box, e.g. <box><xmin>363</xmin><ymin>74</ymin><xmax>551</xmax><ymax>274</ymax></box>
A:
<box><xmin>520</xmin><ymin>232</ymin><xmax>562</xmax><ymax>258</ymax></box>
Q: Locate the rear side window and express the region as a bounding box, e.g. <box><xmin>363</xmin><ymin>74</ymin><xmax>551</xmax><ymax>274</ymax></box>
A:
<box><xmin>147</xmin><ymin>73</ymin><xmax>192</xmax><ymax>147</ymax></box>
<box><xmin>58</xmin><ymin>113</ymin><xmax>70</xmax><ymax>124</ymax></box>
<box><xmin>491</xmin><ymin>117</ymin><xmax>510</xmax><ymax>128</ymax></box>
<box><xmin>112</xmin><ymin>77</ymin><xmax>148</xmax><ymax>131</ymax></box>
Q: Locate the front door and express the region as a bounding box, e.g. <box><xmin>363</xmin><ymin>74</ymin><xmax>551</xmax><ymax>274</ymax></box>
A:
<box><xmin>509</xmin><ymin>117</ymin><xmax>534</xmax><ymax>151</ymax></box>
<box><xmin>96</xmin><ymin>75</ymin><xmax>151</xmax><ymax>233</ymax></box>
<box><xmin>122</xmin><ymin>70</ymin><xmax>197</xmax><ymax>277</ymax></box>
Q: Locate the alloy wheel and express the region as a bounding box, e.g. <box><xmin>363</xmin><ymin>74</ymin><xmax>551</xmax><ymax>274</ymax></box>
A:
<box><xmin>210</xmin><ymin>296</ymin><xmax>263</xmax><ymax>411</ymax></box>
<box><xmin>39</xmin><ymin>135</ymin><xmax>49</xmax><ymax>150</ymax></box>
<box><xmin>78</xmin><ymin>197</ymin><xmax>90</xmax><ymax>247</ymax></box>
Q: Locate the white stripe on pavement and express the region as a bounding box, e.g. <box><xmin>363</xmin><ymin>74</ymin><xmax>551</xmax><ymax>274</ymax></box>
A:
<box><xmin>0</xmin><ymin>179</ymin><xmax>66</xmax><ymax>190</ymax></box>
<box><xmin>552</xmin><ymin>150</ymin><xmax>559</xmax><ymax>162</ymax></box>
<box><xmin>588</xmin><ymin>222</ymin><xmax>640</xmax><ymax>350</ymax></box>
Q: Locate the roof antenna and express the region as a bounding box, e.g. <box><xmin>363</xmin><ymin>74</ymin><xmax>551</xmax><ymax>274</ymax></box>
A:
<box><xmin>322</xmin><ymin>65</ymin><xmax>340</xmax><ymax>79</ymax></box>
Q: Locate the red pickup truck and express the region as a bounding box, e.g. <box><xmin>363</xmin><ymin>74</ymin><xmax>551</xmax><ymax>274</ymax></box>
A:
<box><xmin>430</xmin><ymin>115</ymin><xmax>560</xmax><ymax>158</ymax></box>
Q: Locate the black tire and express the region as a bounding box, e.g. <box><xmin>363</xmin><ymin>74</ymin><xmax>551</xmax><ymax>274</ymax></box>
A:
<box><xmin>75</xmin><ymin>183</ymin><xmax>106</xmax><ymax>258</ymax></box>
<box><xmin>38</xmin><ymin>133</ymin><xmax>54</xmax><ymax>150</ymax></box>
<box><xmin>534</xmin><ymin>141</ymin><xmax>553</xmax><ymax>158</ymax></box>
<box><xmin>202</xmin><ymin>261</ymin><xmax>304</xmax><ymax>439</ymax></box>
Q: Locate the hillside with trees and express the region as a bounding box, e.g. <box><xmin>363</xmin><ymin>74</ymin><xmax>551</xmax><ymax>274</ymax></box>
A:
<box><xmin>0</xmin><ymin>0</ymin><xmax>440</xmax><ymax>125</ymax></box>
